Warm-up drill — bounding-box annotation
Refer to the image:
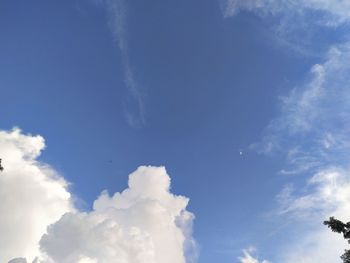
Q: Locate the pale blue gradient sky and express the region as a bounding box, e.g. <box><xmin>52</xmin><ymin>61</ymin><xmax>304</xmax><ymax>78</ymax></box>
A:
<box><xmin>1</xmin><ymin>1</ymin><xmax>350</xmax><ymax>262</ymax></box>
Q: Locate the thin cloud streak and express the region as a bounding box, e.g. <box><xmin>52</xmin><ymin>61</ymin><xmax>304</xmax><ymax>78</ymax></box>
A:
<box><xmin>103</xmin><ymin>0</ymin><xmax>145</xmax><ymax>127</ymax></box>
<box><xmin>258</xmin><ymin>43</ymin><xmax>350</xmax><ymax>174</ymax></box>
<box><xmin>220</xmin><ymin>0</ymin><xmax>350</xmax><ymax>57</ymax></box>
<box><xmin>220</xmin><ymin>0</ymin><xmax>350</xmax><ymax>25</ymax></box>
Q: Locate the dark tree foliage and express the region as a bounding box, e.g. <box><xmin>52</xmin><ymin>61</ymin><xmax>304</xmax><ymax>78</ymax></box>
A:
<box><xmin>324</xmin><ymin>217</ymin><xmax>350</xmax><ymax>263</ymax></box>
<box><xmin>341</xmin><ymin>250</ymin><xmax>350</xmax><ymax>263</ymax></box>
<box><xmin>0</xmin><ymin>158</ymin><xmax>3</xmax><ymax>172</ymax></box>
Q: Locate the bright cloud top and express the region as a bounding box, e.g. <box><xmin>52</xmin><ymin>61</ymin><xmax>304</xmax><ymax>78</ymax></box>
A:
<box><xmin>239</xmin><ymin>249</ymin><xmax>270</xmax><ymax>263</ymax></box>
<box><xmin>0</xmin><ymin>128</ymin><xmax>73</xmax><ymax>262</ymax></box>
<box><xmin>0</xmin><ymin>129</ymin><xmax>196</xmax><ymax>263</ymax></box>
<box><xmin>39</xmin><ymin>166</ymin><xmax>196</xmax><ymax>263</ymax></box>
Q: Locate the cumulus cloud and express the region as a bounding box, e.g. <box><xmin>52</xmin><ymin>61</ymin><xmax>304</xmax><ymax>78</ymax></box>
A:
<box><xmin>238</xmin><ymin>248</ymin><xmax>270</xmax><ymax>263</ymax></box>
<box><xmin>0</xmin><ymin>128</ymin><xmax>73</xmax><ymax>263</ymax></box>
<box><xmin>1</xmin><ymin>128</ymin><xmax>196</xmax><ymax>263</ymax></box>
<box><xmin>38</xmin><ymin>166</ymin><xmax>196</xmax><ymax>263</ymax></box>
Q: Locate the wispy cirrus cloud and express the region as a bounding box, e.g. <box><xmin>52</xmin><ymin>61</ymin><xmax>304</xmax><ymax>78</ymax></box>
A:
<box><xmin>220</xmin><ymin>0</ymin><xmax>350</xmax><ymax>25</ymax></box>
<box><xmin>275</xmin><ymin>168</ymin><xmax>350</xmax><ymax>263</ymax></box>
<box><xmin>220</xmin><ymin>1</ymin><xmax>350</xmax><ymax>261</ymax></box>
<box><xmin>253</xmin><ymin>38</ymin><xmax>350</xmax><ymax>263</ymax></box>
<box><xmin>258</xmin><ymin>43</ymin><xmax>350</xmax><ymax>174</ymax></box>
<box><xmin>97</xmin><ymin>0</ymin><xmax>146</xmax><ymax>127</ymax></box>
<box><xmin>220</xmin><ymin>0</ymin><xmax>350</xmax><ymax>56</ymax></box>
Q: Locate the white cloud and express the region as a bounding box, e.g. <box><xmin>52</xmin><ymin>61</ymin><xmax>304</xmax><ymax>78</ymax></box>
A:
<box><xmin>221</xmin><ymin>0</ymin><xmax>350</xmax><ymax>26</ymax></box>
<box><xmin>102</xmin><ymin>0</ymin><xmax>127</xmax><ymax>52</ymax></box>
<box><xmin>276</xmin><ymin>168</ymin><xmax>350</xmax><ymax>263</ymax></box>
<box><xmin>220</xmin><ymin>0</ymin><xmax>350</xmax><ymax>56</ymax></box>
<box><xmin>0</xmin><ymin>128</ymin><xmax>73</xmax><ymax>263</ymax></box>
<box><xmin>277</xmin><ymin>169</ymin><xmax>350</xmax><ymax>220</ymax></box>
<box><xmin>257</xmin><ymin>43</ymin><xmax>350</xmax><ymax>172</ymax></box>
<box><xmin>278</xmin><ymin>45</ymin><xmax>350</xmax><ymax>134</ymax></box>
<box><xmin>38</xmin><ymin>166</ymin><xmax>196</xmax><ymax>263</ymax></box>
<box><xmin>248</xmin><ymin>42</ymin><xmax>350</xmax><ymax>262</ymax></box>
<box><xmin>98</xmin><ymin>0</ymin><xmax>145</xmax><ymax>127</ymax></box>
<box><xmin>221</xmin><ymin>2</ymin><xmax>350</xmax><ymax>259</ymax></box>
<box><xmin>238</xmin><ymin>248</ymin><xmax>270</xmax><ymax>263</ymax></box>
<box><xmin>282</xmin><ymin>228</ymin><xmax>346</xmax><ymax>263</ymax></box>
<box><xmin>1</xmin><ymin>128</ymin><xmax>196</xmax><ymax>263</ymax></box>
<box><xmin>8</xmin><ymin>259</ymin><xmax>28</xmax><ymax>263</ymax></box>
<box><xmin>239</xmin><ymin>17</ymin><xmax>350</xmax><ymax>259</ymax></box>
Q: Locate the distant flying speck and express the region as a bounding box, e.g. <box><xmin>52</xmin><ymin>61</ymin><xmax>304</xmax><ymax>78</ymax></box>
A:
<box><xmin>239</xmin><ymin>151</ymin><xmax>243</xmax><ymax>156</ymax></box>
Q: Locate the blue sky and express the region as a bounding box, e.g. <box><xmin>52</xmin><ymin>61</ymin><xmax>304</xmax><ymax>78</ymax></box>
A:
<box><xmin>1</xmin><ymin>1</ymin><xmax>350</xmax><ymax>263</ymax></box>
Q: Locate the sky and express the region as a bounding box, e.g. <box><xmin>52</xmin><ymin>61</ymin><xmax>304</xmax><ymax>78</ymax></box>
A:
<box><xmin>1</xmin><ymin>0</ymin><xmax>350</xmax><ymax>262</ymax></box>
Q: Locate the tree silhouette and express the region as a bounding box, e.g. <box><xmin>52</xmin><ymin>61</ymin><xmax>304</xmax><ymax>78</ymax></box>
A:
<box><xmin>0</xmin><ymin>158</ymin><xmax>3</xmax><ymax>172</ymax></box>
<box><xmin>324</xmin><ymin>217</ymin><xmax>350</xmax><ymax>263</ymax></box>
